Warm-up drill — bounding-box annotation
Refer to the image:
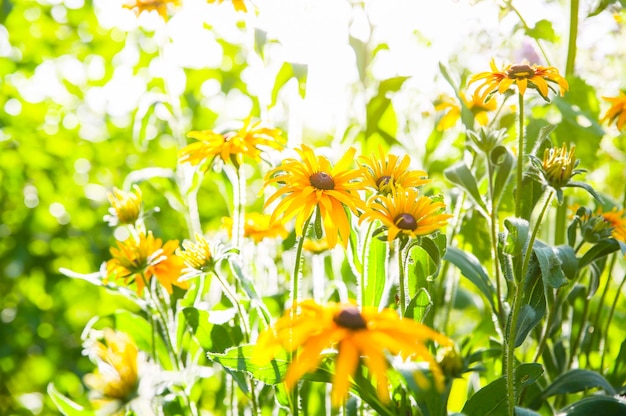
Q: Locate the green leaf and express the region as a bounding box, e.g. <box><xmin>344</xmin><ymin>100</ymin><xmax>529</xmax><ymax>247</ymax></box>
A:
<box><xmin>405</xmin><ymin>288</ymin><xmax>432</xmax><ymax>323</ymax></box>
<box><xmin>503</xmin><ymin>217</ymin><xmax>530</xmax><ymax>256</ymax></box>
<box><xmin>515</xmin><ymin>407</ymin><xmax>542</xmax><ymax>416</ymax></box>
<box><xmin>554</xmin><ymin>244</ymin><xmax>578</xmax><ymax>280</ymax></box>
<box><xmin>406</xmin><ymin>244</ymin><xmax>436</xmax><ymax>299</ymax></box>
<box><xmin>113</xmin><ymin>310</ymin><xmax>173</xmax><ymax>370</ymax></box>
<box><xmin>540</xmin><ymin>369</ymin><xmax>616</xmax><ymax>398</ymax></box>
<box><xmin>254</xmin><ymin>28</ymin><xmax>267</xmax><ymax>60</ymax></box>
<box><xmin>462</xmin><ymin>363</ymin><xmax>544</xmax><ymax>416</ymax></box>
<box><xmin>578</xmin><ymin>238</ymin><xmax>621</xmax><ymax>269</ymax></box>
<box><xmin>270</xmin><ymin>62</ymin><xmax>308</xmax><ymax>107</ymax></box>
<box><xmin>363</xmin><ymin>235</ymin><xmax>387</xmax><ymax>309</ymax></box>
<box><xmin>47</xmin><ymin>383</ymin><xmax>95</xmax><ymax>416</ymax></box>
<box><xmin>208</xmin><ymin>344</ymin><xmax>288</xmax><ymax>385</ymax></box>
<box><xmin>444</xmin><ymin>246</ymin><xmax>496</xmax><ymax>311</ymax></box>
<box><xmin>557</xmin><ymin>395</ymin><xmax>626</xmax><ymax>416</ymax></box>
<box><xmin>444</xmin><ymin>163</ymin><xmax>489</xmax><ymax>218</ymax></box>
<box><xmin>490</xmin><ymin>145</ymin><xmax>514</xmax><ymax>204</ymax></box>
<box><xmin>182</xmin><ymin>307</ymin><xmax>214</xmax><ymax>350</ymax></box>
<box><xmin>525</xmin><ymin>19</ymin><xmax>558</xmax><ymax>42</ymax></box>
<box><xmin>229</xmin><ymin>258</ymin><xmax>272</xmax><ymax>324</ymax></box>
<box><xmin>533</xmin><ymin>242</ymin><xmax>568</xmax><ymax>289</ymax></box>
<box><xmin>366</xmin><ymin>76</ymin><xmax>408</xmax><ymax>145</ymax></box>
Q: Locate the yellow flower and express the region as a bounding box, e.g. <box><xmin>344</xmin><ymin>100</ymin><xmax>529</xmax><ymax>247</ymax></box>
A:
<box><xmin>206</xmin><ymin>0</ymin><xmax>247</xmax><ymax>12</ymax></box>
<box><xmin>180</xmin><ymin>117</ymin><xmax>284</xmax><ymax>168</ymax></box>
<box><xmin>359</xmin><ymin>187</ymin><xmax>452</xmax><ymax>242</ymax></box>
<box><xmin>434</xmin><ymin>92</ymin><xmax>496</xmax><ymax>131</ymax></box>
<box><xmin>176</xmin><ymin>233</ymin><xmax>214</xmax><ymax>272</ymax></box>
<box><xmin>253</xmin><ymin>300</ymin><xmax>453</xmax><ymax>408</ymax></box>
<box><xmin>104</xmin><ymin>185</ymin><xmax>142</xmax><ymax>227</ymax></box>
<box><xmin>359</xmin><ymin>146</ymin><xmax>430</xmax><ymax>195</ymax></box>
<box><xmin>540</xmin><ymin>144</ymin><xmax>580</xmax><ymax>188</ymax></box>
<box><xmin>264</xmin><ymin>145</ymin><xmax>366</xmax><ymax>249</ymax></box>
<box><xmin>601</xmin><ymin>92</ymin><xmax>626</xmax><ymax>131</ymax></box>
<box><xmin>600</xmin><ymin>208</ymin><xmax>626</xmax><ymax>244</ymax></box>
<box><xmin>84</xmin><ymin>329</ymin><xmax>139</xmax><ymax>409</ymax></box>
<box><xmin>106</xmin><ymin>231</ymin><xmax>187</xmax><ymax>295</ymax></box>
<box><xmin>123</xmin><ymin>0</ymin><xmax>181</xmax><ymax>20</ymax></box>
<box><xmin>469</xmin><ymin>59</ymin><xmax>568</xmax><ymax>102</ymax></box>
<box><xmin>434</xmin><ymin>95</ymin><xmax>461</xmax><ymax>131</ymax></box>
<box><xmin>222</xmin><ymin>212</ymin><xmax>289</xmax><ymax>243</ymax></box>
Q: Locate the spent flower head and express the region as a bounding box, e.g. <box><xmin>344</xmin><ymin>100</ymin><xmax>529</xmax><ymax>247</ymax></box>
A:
<box><xmin>359</xmin><ymin>146</ymin><xmax>430</xmax><ymax>195</ymax></box>
<box><xmin>104</xmin><ymin>185</ymin><xmax>143</xmax><ymax>227</ymax></box>
<box><xmin>253</xmin><ymin>300</ymin><xmax>453</xmax><ymax>408</ymax></box>
<box><xmin>359</xmin><ymin>187</ymin><xmax>452</xmax><ymax>243</ymax></box>
<box><xmin>469</xmin><ymin>59</ymin><xmax>568</xmax><ymax>102</ymax></box>
<box><xmin>601</xmin><ymin>91</ymin><xmax>626</xmax><ymax>132</ymax></box>
<box><xmin>263</xmin><ymin>144</ymin><xmax>365</xmax><ymax>249</ymax></box>
<box><xmin>106</xmin><ymin>231</ymin><xmax>187</xmax><ymax>296</ymax></box>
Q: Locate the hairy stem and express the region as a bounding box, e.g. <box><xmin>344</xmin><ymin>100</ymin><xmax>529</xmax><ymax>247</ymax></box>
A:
<box><xmin>565</xmin><ymin>0</ymin><xmax>579</xmax><ymax>77</ymax></box>
<box><xmin>515</xmin><ymin>93</ymin><xmax>525</xmax><ymax>219</ymax></box>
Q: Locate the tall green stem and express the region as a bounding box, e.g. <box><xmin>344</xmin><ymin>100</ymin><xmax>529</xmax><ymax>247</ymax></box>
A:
<box><xmin>600</xmin><ymin>272</ymin><xmax>626</xmax><ymax>370</ymax></box>
<box><xmin>398</xmin><ymin>239</ymin><xmax>407</xmax><ymax>316</ymax></box>
<box><xmin>565</xmin><ymin>0</ymin><xmax>579</xmax><ymax>77</ymax></box>
<box><xmin>506</xmin><ymin>189</ymin><xmax>554</xmax><ymax>416</ymax></box>
<box><xmin>360</xmin><ymin>221</ymin><xmax>376</xmax><ymax>309</ymax></box>
<box><xmin>488</xmin><ymin>158</ymin><xmax>505</xmax><ymax>331</ymax></box>
<box><xmin>515</xmin><ymin>92</ymin><xmax>525</xmax><ymax>219</ymax></box>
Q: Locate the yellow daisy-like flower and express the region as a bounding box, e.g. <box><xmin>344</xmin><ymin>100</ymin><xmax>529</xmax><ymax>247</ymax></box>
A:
<box><xmin>600</xmin><ymin>208</ymin><xmax>626</xmax><ymax>244</ymax></box>
<box><xmin>123</xmin><ymin>0</ymin><xmax>181</xmax><ymax>20</ymax></box>
<box><xmin>263</xmin><ymin>145</ymin><xmax>366</xmax><ymax>249</ymax></box>
<box><xmin>180</xmin><ymin>117</ymin><xmax>284</xmax><ymax>168</ymax></box>
<box><xmin>206</xmin><ymin>0</ymin><xmax>247</xmax><ymax>12</ymax></box>
<box><xmin>106</xmin><ymin>231</ymin><xmax>187</xmax><ymax>295</ymax></box>
<box><xmin>176</xmin><ymin>233</ymin><xmax>214</xmax><ymax>272</ymax></box>
<box><xmin>84</xmin><ymin>329</ymin><xmax>139</xmax><ymax>409</ymax></box>
<box><xmin>434</xmin><ymin>93</ymin><xmax>497</xmax><ymax>131</ymax></box>
<box><xmin>601</xmin><ymin>92</ymin><xmax>626</xmax><ymax>131</ymax></box>
<box><xmin>104</xmin><ymin>185</ymin><xmax>142</xmax><ymax>227</ymax></box>
<box><xmin>359</xmin><ymin>146</ymin><xmax>430</xmax><ymax>195</ymax></box>
<box><xmin>359</xmin><ymin>187</ymin><xmax>452</xmax><ymax>242</ymax></box>
<box><xmin>469</xmin><ymin>59</ymin><xmax>569</xmax><ymax>102</ymax></box>
<box><xmin>222</xmin><ymin>212</ymin><xmax>289</xmax><ymax>243</ymax></box>
<box><xmin>253</xmin><ymin>300</ymin><xmax>453</xmax><ymax>408</ymax></box>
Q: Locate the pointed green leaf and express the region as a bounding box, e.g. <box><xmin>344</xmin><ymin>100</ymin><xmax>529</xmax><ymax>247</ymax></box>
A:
<box><xmin>525</xmin><ymin>19</ymin><xmax>558</xmax><ymax>42</ymax></box>
<box><xmin>541</xmin><ymin>369</ymin><xmax>616</xmax><ymax>398</ymax></box>
<box><xmin>503</xmin><ymin>217</ymin><xmax>530</xmax><ymax>256</ymax></box>
<box><xmin>490</xmin><ymin>145</ymin><xmax>514</xmax><ymax>203</ymax></box>
<box><xmin>406</xmin><ymin>244</ymin><xmax>437</xmax><ymax>299</ymax></box>
<box><xmin>208</xmin><ymin>344</ymin><xmax>288</xmax><ymax>385</ymax></box>
<box><xmin>533</xmin><ymin>242</ymin><xmax>568</xmax><ymax>289</ymax></box>
<box><xmin>363</xmin><ymin>236</ymin><xmax>387</xmax><ymax>308</ymax></box>
<box><xmin>405</xmin><ymin>288</ymin><xmax>432</xmax><ymax>323</ymax></box>
<box><xmin>48</xmin><ymin>383</ymin><xmax>95</xmax><ymax>416</ymax></box>
<box><xmin>579</xmin><ymin>238</ymin><xmax>621</xmax><ymax>268</ymax></box>
<box><xmin>444</xmin><ymin>246</ymin><xmax>496</xmax><ymax>311</ymax></box>
<box><xmin>444</xmin><ymin>163</ymin><xmax>489</xmax><ymax>218</ymax></box>
<box><xmin>557</xmin><ymin>395</ymin><xmax>626</xmax><ymax>416</ymax></box>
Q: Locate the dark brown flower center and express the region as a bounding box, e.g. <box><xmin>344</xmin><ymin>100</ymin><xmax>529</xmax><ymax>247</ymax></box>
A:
<box><xmin>310</xmin><ymin>172</ymin><xmax>335</xmax><ymax>190</ymax></box>
<box><xmin>394</xmin><ymin>213</ymin><xmax>417</xmax><ymax>230</ymax></box>
<box><xmin>333</xmin><ymin>306</ymin><xmax>367</xmax><ymax>330</ymax></box>
<box><xmin>376</xmin><ymin>175</ymin><xmax>392</xmax><ymax>188</ymax></box>
<box><xmin>508</xmin><ymin>64</ymin><xmax>535</xmax><ymax>79</ymax></box>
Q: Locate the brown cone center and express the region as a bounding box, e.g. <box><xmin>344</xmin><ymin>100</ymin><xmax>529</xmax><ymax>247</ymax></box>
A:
<box><xmin>394</xmin><ymin>213</ymin><xmax>417</xmax><ymax>230</ymax></box>
<box><xmin>333</xmin><ymin>306</ymin><xmax>367</xmax><ymax>330</ymax></box>
<box><xmin>508</xmin><ymin>64</ymin><xmax>535</xmax><ymax>79</ymax></box>
<box><xmin>310</xmin><ymin>172</ymin><xmax>335</xmax><ymax>190</ymax></box>
<box><xmin>376</xmin><ymin>175</ymin><xmax>392</xmax><ymax>188</ymax></box>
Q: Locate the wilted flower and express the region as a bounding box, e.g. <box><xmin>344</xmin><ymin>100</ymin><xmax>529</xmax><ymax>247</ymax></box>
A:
<box><xmin>469</xmin><ymin>59</ymin><xmax>568</xmax><ymax>102</ymax></box>
<box><xmin>84</xmin><ymin>329</ymin><xmax>139</xmax><ymax>412</ymax></box>
<box><xmin>123</xmin><ymin>0</ymin><xmax>180</xmax><ymax>20</ymax></box>
<box><xmin>104</xmin><ymin>186</ymin><xmax>142</xmax><ymax>227</ymax></box>
<box><xmin>106</xmin><ymin>231</ymin><xmax>187</xmax><ymax>295</ymax></box>
<box><xmin>359</xmin><ymin>187</ymin><xmax>452</xmax><ymax>242</ymax></box>
<box><xmin>263</xmin><ymin>145</ymin><xmax>365</xmax><ymax>249</ymax></box>
<box><xmin>359</xmin><ymin>147</ymin><xmax>430</xmax><ymax>195</ymax></box>
<box><xmin>206</xmin><ymin>0</ymin><xmax>247</xmax><ymax>12</ymax></box>
<box><xmin>180</xmin><ymin>117</ymin><xmax>284</xmax><ymax>169</ymax></box>
<box><xmin>253</xmin><ymin>300</ymin><xmax>453</xmax><ymax>408</ymax></box>
<box><xmin>222</xmin><ymin>212</ymin><xmax>289</xmax><ymax>243</ymax></box>
<box><xmin>601</xmin><ymin>92</ymin><xmax>626</xmax><ymax>131</ymax></box>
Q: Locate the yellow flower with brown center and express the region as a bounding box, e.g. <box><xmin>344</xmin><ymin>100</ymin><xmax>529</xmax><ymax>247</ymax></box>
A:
<box><xmin>253</xmin><ymin>300</ymin><xmax>453</xmax><ymax>408</ymax></box>
<box><xmin>469</xmin><ymin>59</ymin><xmax>568</xmax><ymax>102</ymax></box>
<box><xmin>600</xmin><ymin>208</ymin><xmax>626</xmax><ymax>244</ymax></box>
<box><xmin>359</xmin><ymin>187</ymin><xmax>452</xmax><ymax>242</ymax></box>
<box><xmin>601</xmin><ymin>92</ymin><xmax>626</xmax><ymax>131</ymax></box>
<box><xmin>123</xmin><ymin>0</ymin><xmax>181</xmax><ymax>20</ymax></box>
<box><xmin>84</xmin><ymin>329</ymin><xmax>139</xmax><ymax>409</ymax></box>
<box><xmin>206</xmin><ymin>0</ymin><xmax>247</xmax><ymax>12</ymax></box>
<box><xmin>263</xmin><ymin>145</ymin><xmax>366</xmax><ymax>249</ymax></box>
<box><xmin>434</xmin><ymin>93</ymin><xmax>497</xmax><ymax>130</ymax></box>
<box><xmin>105</xmin><ymin>185</ymin><xmax>142</xmax><ymax>227</ymax></box>
<box><xmin>180</xmin><ymin>117</ymin><xmax>284</xmax><ymax>168</ymax></box>
<box><xmin>106</xmin><ymin>231</ymin><xmax>187</xmax><ymax>295</ymax></box>
<box><xmin>222</xmin><ymin>212</ymin><xmax>289</xmax><ymax>243</ymax></box>
<box><xmin>359</xmin><ymin>146</ymin><xmax>430</xmax><ymax>195</ymax></box>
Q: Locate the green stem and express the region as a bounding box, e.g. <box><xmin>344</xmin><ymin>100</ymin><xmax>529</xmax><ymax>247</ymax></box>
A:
<box><xmin>360</xmin><ymin>221</ymin><xmax>376</xmax><ymax>309</ymax></box>
<box><xmin>600</xmin><ymin>272</ymin><xmax>626</xmax><ymax>371</ymax></box>
<box><xmin>533</xmin><ymin>287</ymin><xmax>560</xmax><ymax>362</ymax></box>
<box><xmin>565</xmin><ymin>0</ymin><xmax>579</xmax><ymax>77</ymax></box>
<box><xmin>554</xmin><ymin>197</ymin><xmax>568</xmax><ymax>246</ymax></box>
<box><xmin>587</xmin><ymin>253</ymin><xmax>616</xmax><ymax>361</ymax></box>
<box><xmin>506</xmin><ymin>189</ymin><xmax>554</xmax><ymax>416</ymax></box>
<box><xmin>515</xmin><ymin>92</ymin><xmax>525</xmax><ymax>219</ymax></box>
<box><xmin>488</xmin><ymin>157</ymin><xmax>505</xmax><ymax>331</ymax></box>
<box><xmin>398</xmin><ymin>239</ymin><xmax>407</xmax><ymax>316</ymax></box>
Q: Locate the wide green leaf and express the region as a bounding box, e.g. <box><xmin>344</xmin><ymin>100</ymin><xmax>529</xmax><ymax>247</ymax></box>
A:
<box><xmin>533</xmin><ymin>242</ymin><xmax>568</xmax><ymax>289</ymax></box>
<box><xmin>578</xmin><ymin>238</ymin><xmax>621</xmax><ymax>269</ymax></box>
<box><xmin>503</xmin><ymin>217</ymin><xmax>530</xmax><ymax>257</ymax></box>
<box><xmin>462</xmin><ymin>363</ymin><xmax>544</xmax><ymax>416</ymax></box>
<box><xmin>270</xmin><ymin>62</ymin><xmax>308</xmax><ymax>107</ymax></box>
<box><xmin>490</xmin><ymin>145</ymin><xmax>514</xmax><ymax>204</ymax></box>
<box><xmin>444</xmin><ymin>246</ymin><xmax>496</xmax><ymax>311</ymax></box>
<box><xmin>208</xmin><ymin>344</ymin><xmax>289</xmax><ymax>386</ymax></box>
<box><xmin>405</xmin><ymin>288</ymin><xmax>432</xmax><ymax>323</ymax></box>
<box><xmin>363</xmin><ymin>236</ymin><xmax>387</xmax><ymax>309</ymax></box>
<box><xmin>540</xmin><ymin>369</ymin><xmax>616</xmax><ymax>398</ymax></box>
<box><xmin>557</xmin><ymin>396</ymin><xmax>626</xmax><ymax>416</ymax></box>
<box><xmin>444</xmin><ymin>163</ymin><xmax>489</xmax><ymax>218</ymax></box>
<box><xmin>113</xmin><ymin>310</ymin><xmax>173</xmax><ymax>370</ymax></box>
